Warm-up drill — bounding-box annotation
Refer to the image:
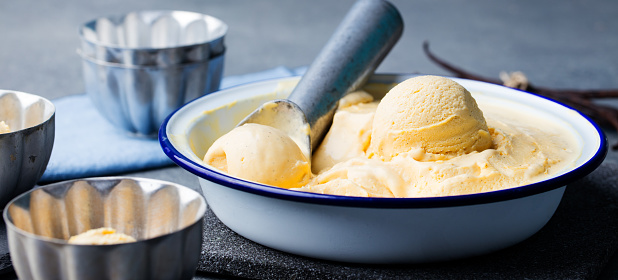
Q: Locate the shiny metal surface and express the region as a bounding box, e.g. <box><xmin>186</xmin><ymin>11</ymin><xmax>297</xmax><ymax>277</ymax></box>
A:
<box><xmin>0</xmin><ymin>90</ymin><xmax>55</xmax><ymax>208</ymax></box>
<box><xmin>79</xmin><ymin>10</ymin><xmax>227</xmax><ymax>66</ymax></box>
<box><xmin>80</xmin><ymin>52</ymin><xmax>224</xmax><ymax>135</ymax></box>
<box><xmin>3</xmin><ymin>177</ymin><xmax>207</xmax><ymax>280</ymax></box>
<box><xmin>78</xmin><ymin>10</ymin><xmax>227</xmax><ymax>136</ymax></box>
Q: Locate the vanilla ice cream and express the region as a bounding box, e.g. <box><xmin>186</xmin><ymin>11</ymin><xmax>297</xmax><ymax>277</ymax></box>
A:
<box><xmin>311</xmin><ymin>91</ymin><xmax>378</xmax><ymax>174</ymax></box>
<box><xmin>203</xmin><ymin>75</ymin><xmax>580</xmax><ymax>198</ymax></box>
<box><xmin>369</xmin><ymin>75</ymin><xmax>492</xmax><ymax>160</ymax></box>
<box><xmin>68</xmin><ymin>227</ymin><xmax>136</xmax><ymax>245</ymax></box>
<box><xmin>0</xmin><ymin>121</ymin><xmax>10</xmax><ymax>134</ymax></box>
<box><xmin>204</xmin><ymin>123</ymin><xmax>312</xmax><ymax>189</ymax></box>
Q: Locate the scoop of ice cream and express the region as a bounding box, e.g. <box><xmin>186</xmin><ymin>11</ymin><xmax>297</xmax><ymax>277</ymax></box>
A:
<box><xmin>68</xmin><ymin>227</ymin><xmax>136</xmax><ymax>245</ymax></box>
<box><xmin>204</xmin><ymin>123</ymin><xmax>312</xmax><ymax>189</ymax></box>
<box><xmin>0</xmin><ymin>121</ymin><xmax>10</xmax><ymax>134</ymax></box>
<box><xmin>369</xmin><ymin>75</ymin><xmax>492</xmax><ymax>160</ymax></box>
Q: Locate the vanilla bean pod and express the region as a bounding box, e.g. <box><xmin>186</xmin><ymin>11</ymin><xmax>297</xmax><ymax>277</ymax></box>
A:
<box><xmin>423</xmin><ymin>41</ymin><xmax>618</xmax><ymax>149</ymax></box>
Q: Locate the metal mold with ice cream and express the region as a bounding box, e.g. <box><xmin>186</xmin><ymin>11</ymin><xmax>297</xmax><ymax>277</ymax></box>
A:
<box><xmin>78</xmin><ymin>10</ymin><xmax>227</xmax><ymax>135</ymax></box>
<box><xmin>159</xmin><ymin>74</ymin><xmax>607</xmax><ymax>263</ymax></box>
<box><xmin>3</xmin><ymin>177</ymin><xmax>207</xmax><ymax>280</ymax></box>
<box><xmin>0</xmin><ymin>90</ymin><xmax>55</xmax><ymax>208</ymax></box>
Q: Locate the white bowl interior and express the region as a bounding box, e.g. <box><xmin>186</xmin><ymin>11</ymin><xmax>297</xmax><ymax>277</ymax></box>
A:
<box><xmin>167</xmin><ymin>75</ymin><xmax>598</xmax><ymax>181</ymax></box>
<box><xmin>167</xmin><ymin>78</ymin><xmax>300</xmax><ymax>164</ymax></box>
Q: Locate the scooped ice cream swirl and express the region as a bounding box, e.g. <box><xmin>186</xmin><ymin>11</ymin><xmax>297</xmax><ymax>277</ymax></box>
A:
<box><xmin>369</xmin><ymin>75</ymin><xmax>493</xmax><ymax>160</ymax></box>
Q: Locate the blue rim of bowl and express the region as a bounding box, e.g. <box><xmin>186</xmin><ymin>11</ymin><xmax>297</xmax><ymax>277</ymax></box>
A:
<box><xmin>159</xmin><ymin>74</ymin><xmax>608</xmax><ymax>209</ymax></box>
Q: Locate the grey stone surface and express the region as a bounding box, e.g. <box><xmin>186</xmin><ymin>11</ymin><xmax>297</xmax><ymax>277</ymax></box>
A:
<box><xmin>1</xmin><ymin>0</ymin><xmax>618</xmax><ymax>279</ymax></box>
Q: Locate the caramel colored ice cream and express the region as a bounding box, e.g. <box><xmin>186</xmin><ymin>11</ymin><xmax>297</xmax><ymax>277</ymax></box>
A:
<box><xmin>369</xmin><ymin>75</ymin><xmax>492</xmax><ymax>160</ymax></box>
<box><xmin>203</xmin><ymin>76</ymin><xmax>580</xmax><ymax>198</ymax></box>
<box><xmin>204</xmin><ymin>123</ymin><xmax>312</xmax><ymax>189</ymax></box>
<box><xmin>0</xmin><ymin>121</ymin><xmax>10</xmax><ymax>134</ymax></box>
<box><xmin>68</xmin><ymin>227</ymin><xmax>136</xmax><ymax>245</ymax></box>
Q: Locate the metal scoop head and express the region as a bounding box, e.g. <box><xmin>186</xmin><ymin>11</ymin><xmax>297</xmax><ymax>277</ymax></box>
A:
<box><xmin>240</xmin><ymin>99</ymin><xmax>311</xmax><ymax>161</ymax></box>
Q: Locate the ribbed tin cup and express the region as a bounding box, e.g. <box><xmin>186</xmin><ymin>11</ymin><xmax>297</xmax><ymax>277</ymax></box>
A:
<box><xmin>3</xmin><ymin>177</ymin><xmax>207</xmax><ymax>280</ymax></box>
<box><xmin>0</xmin><ymin>90</ymin><xmax>55</xmax><ymax>208</ymax></box>
<box><xmin>79</xmin><ymin>54</ymin><xmax>224</xmax><ymax>135</ymax></box>
<box><xmin>78</xmin><ymin>10</ymin><xmax>227</xmax><ymax>135</ymax></box>
<box><xmin>79</xmin><ymin>10</ymin><xmax>226</xmax><ymax>66</ymax></box>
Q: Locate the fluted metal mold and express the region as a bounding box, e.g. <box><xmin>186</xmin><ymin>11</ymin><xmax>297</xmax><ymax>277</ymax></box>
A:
<box><xmin>78</xmin><ymin>10</ymin><xmax>227</xmax><ymax>136</ymax></box>
<box><xmin>79</xmin><ymin>10</ymin><xmax>227</xmax><ymax>67</ymax></box>
<box><xmin>80</xmin><ymin>54</ymin><xmax>223</xmax><ymax>135</ymax></box>
<box><xmin>0</xmin><ymin>90</ymin><xmax>55</xmax><ymax>208</ymax></box>
<box><xmin>3</xmin><ymin>177</ymin><xmax>207</xmax><ymax>280</ymax></box>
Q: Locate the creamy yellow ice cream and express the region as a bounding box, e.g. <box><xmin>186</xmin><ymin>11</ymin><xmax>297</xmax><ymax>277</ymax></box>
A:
<box><xmin>203</xmin><ymin>76</ymin><xmax>580</xmax><ymax>198</ymax></box>
<box><xmin>68</xmin><ymin>227</ymin><xmax>136</xmax><ymax>245</ymax></box>
<box><xmin>204</xmin><ymin>123</ymin><xmax>312</xmax><ymax>189</ymax></box>
<box><xmin>0</xmin><ymin>121</ymin><xmax>10</xmax><ymax>134</ymax></box>
<box><xmin>312</xmin><ymin>91</ymin><xmax>378</xmax><ymax>174</ymax></box>
<box><xmin>369</xmin><ymin>75</ymin><xmax>492</xmax><ymax>160</ymax></box>
<box><xmin>298</xmin><ymin>109</ymin><xmax>576</xmax><ymax>197</ymax></box>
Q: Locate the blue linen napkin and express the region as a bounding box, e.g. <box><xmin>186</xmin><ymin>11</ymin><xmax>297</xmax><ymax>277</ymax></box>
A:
<box><xmin>39</xmin><ymin>66</ymin><xmax>307</xmax><ymax>183</ymax></box>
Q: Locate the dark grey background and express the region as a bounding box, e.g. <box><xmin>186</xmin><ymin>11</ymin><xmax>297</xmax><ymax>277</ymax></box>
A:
<box><xmin>2</xmin><ymin>0</ymin><xmax>617</xmax><ymax>97</ymax></box>
<box><xmin>1</xmin><ymin>0</ymin><xmax>618</xmax><ymax>279</ymax></box>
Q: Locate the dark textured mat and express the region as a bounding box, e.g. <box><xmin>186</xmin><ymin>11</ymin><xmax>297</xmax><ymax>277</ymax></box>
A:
<box><xmin>0</xmin><ymin>162</ymin><xmax>616</xmax><ymax>279</ymax></box>
<box><xmin>197</xmin><ymin>161</ymin><xmax>618</xmax><ymax>280</ymax></box>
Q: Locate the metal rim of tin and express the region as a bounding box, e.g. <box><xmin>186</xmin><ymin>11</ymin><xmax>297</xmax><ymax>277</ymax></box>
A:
<box><xmin>77</xmin><ymin>48</ymin><xmax>226</xmax><ymax>69</ymax></box>
<box><xmin>79</xmin><ymin>10</ymin><xmax>228</xmax><ymax>67</ymax></box>
<box><xmin>3</xmin><ymin>176</ymin><xmax>207</xmax><ymax>244</ymax></box>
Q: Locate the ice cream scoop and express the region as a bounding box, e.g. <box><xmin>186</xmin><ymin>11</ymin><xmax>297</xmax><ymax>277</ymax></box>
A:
<box><xmin>238</xmin><ymin>0</ymin><xmax>403</xmax><ymax>161</ymax></box>
<box><xmin>369</xmin><ymin>75</ymin><xmax>493</xmax><ymax>160</ymax></box>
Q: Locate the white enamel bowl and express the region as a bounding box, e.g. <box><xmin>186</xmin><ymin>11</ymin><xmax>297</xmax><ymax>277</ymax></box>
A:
<box><xmin>159</xmin><ymin>74</ymin><xmax>607</xmax><ymax>264</ymax></box>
